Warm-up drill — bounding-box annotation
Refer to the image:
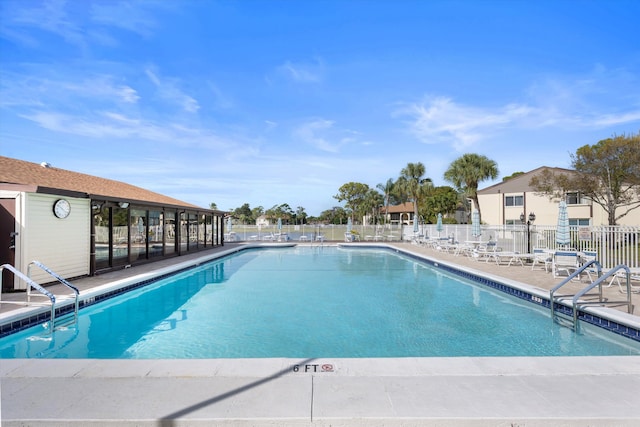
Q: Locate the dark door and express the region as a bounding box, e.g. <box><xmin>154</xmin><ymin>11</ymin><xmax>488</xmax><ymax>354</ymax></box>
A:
<box><xmin>0</xmin><ymin>198</ymin><xmax>16</xmax><ymax>291</ymax></box>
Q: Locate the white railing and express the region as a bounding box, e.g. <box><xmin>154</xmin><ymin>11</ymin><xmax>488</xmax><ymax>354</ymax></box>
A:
<box><xmin>414</xmin><ymin>224</ymin><xmax>640</xmax><ymax>269</ymax></box>
<box><xmin>221</xmin><ymin>223</ymin><xmax>640</xmax><ymax>269</ymax></box>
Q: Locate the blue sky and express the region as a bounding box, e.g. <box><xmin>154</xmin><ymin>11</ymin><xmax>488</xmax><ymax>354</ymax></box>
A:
<box><xmin>1</xmin><ymin>0</ymin><xmax>639</xmax><ymax>216</ymax></box>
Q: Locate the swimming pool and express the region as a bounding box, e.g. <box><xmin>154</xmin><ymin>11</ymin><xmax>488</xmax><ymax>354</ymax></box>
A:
<box><xmin>1</xmin><ymin>246</ymin><xmax>639</xmax><ymax>358</ymax></box>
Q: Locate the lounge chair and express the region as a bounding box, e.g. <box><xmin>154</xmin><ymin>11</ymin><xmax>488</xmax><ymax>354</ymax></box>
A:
<box><xmin>553</xmin><ymin>251</ymin><xmax>580</xmax><ymax>278</ymax></box>
<box><xmin>410</xmin><ymin>233</ymin><xmax>424</xmax><ymax>245</ymax></box>
<box><xmin>488</xmin><ymin>251</ymin><xmax>531</xmax><ymax>266</ymax></box>
<box><xmin>606</xmin><ymin>268</ymin><xmax>640</xmax><ymax>294</ymax></box>
<box><xmin>580</xmin><ymin>250</ymin><xmax>599</xmax><ymax>282</ymax></box>
<box><xmin>531</xmin><ymin>248</ymin><xmax>552</xmax><ymax>272</ymax></box>
<box><xmin>472</xmin><ymin>241</ymin><xmax>498</xmax><ymax>261</ymax></box>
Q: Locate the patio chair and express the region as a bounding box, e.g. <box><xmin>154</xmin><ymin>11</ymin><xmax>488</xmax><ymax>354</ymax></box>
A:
<box><xmin>580</xmin><ymin>250</ymin><xmax>599</xmax><ymax>282</ymax></box>
<box><xmin>410</xmin><ymin>233</ymin><xmax>424</xmax><ymax>245</ymax></box>
<box><xmin>472</xmin><ymin>241</ymin><xmax>498</xmax><ymax>261</ymax></box>
<box><xmin>553</xmin><ymin>251</ymin><xmax>580</xmax><ymax>278</ymax></box>
<box><xmin>531</xmin><ymin>248</ymin><xmax>552</xmax><ymax>272</ymax></box>
<box><xmin>606</xmin><ymin>268</ymin><xmax>640</xmax><ymax>294</ymax></box>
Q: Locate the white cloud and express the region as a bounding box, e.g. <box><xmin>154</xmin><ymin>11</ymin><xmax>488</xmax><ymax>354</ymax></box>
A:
<box><xmin>145</xmin><ymin>67</ymin><xmax>200</xmax><ymax>113</ymax></box>
<box><xmin>117</xmin><ymin>85</ymin><xmax>140</xmax><ymax>104</ymax></box>
<box><xmin>277</xmin><ymin>58</ymin><xmax>324</xmax><ymax>83</ymax></box>
<box><xmin>398</xmin><ymin>67</ymin><xmax>640</xmax><ymax>150</ymax></box>
<box><xmin>0</xmin><ymin>72</ymin><xmax>140</xmax><ymax>107</ymax></box>
<box><xmin>90</xmin><ymin>1</ymin><xmax>161</xmax><ymax>38</ymax></box>
<box><xmin>0</xmin><ymin>0</ymin><xmax>166</xmax><ymax>50</ymax></box>
<box><xmin>397</xmin><ymin>96</ymin><xmax>531</xmax><ymax>150</ymax></box>
<box><xmin>207</xmin><ymin>82</ymin><xmax>234</xmax><ymax>110</ymax></box>
<box><xmin>6</xmin><ymin>0</ymin><xmax>86</xmax><ymax>48</ymax></box>
<box><xmin>20</xmin><ymin>110</ymin><xmax>231</xmax><ymax>148</ymax></box>
<box><xmin>294</xmin><ymin>119</ymin><xmax>339</xmax><ymax>152</ymax></box>
<box><xmin>592</xmin><ymin>111</ymin><xmax>640</xmax><ymax>127</ymax></box>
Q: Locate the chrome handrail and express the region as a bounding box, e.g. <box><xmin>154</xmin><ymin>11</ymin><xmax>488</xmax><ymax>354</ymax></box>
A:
<box><xmin>1</xmin><ymin>263</ymin><xmax>56</xmax><ymax>332</ymax></box>
<box><xmin>28</xmin><ymin>260</ymin><xmax>80</xmax><ymax>325</ymax></box>
<box><xmin>550</xmin><ymin>261</ymin><xmax>635</xmax><ymax>332</ymax></box>
<box><xmin>572</xmin><ymin>265</ymin><xmax>634</xmax><ymax>331</ymax></box>
<box><xmin>550</xmin><ymin>260</ymin><xmax>602</xmax><ymax>329</ymax></box>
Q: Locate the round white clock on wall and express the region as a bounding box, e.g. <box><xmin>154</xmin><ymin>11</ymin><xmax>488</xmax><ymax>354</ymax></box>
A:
<box><xmin>53</xmin><ymin>199</ymin><xmax>71</xmax><ymax>219</ymax></box>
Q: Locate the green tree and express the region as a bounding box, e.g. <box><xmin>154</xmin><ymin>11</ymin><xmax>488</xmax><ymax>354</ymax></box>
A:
<box><xmin>443</xmin><ymin>153</ymin><xmax>498</xmax><ymax>223</ymax></box>
<box><xmin>318</xmin><ymin>206</ymin><xmax>349</xmax><ymax>224</ymax></box>
<box><xmin>265</xmin><ymin>203</ymin><xmax>295</xmax><ymax>223</ymax></box>
<box><xmin>295</xmin><ymin>206</ymin><xmax>307</xmax><ymax>225</ymax></box>
<box><xmin>209</xmin><ymin>202</ymin><xmax>218</xmax><ymax>210</ymax></box>
<box><xmin>363</xmin><ymin>188</ymin><xmax>384</xmax><ymax>225</ymax></box>
<box><xmin>502</xmin><ymin>172</ymin><xmax>524</xmax><ymax>182</ymax></box>
<box><xmin>423</xmin><ymin>186</ymin><xmax>459</xmax><ymax>223</ymax></box>
<box><xmin>398</xmin><ymin>162</ymin><xmax>431</xmax><ymax>226</ymax></box>
<box><xmin>251</xmin><ymin>206</ymin><xmax>264</xmax><ymax>222</ymax></box>
<box><xmin>334</xmin><ymin>182</ymin><xmax>371</xmax><ymax>220</ymax></box>
<box><xmin>232</xmin><ymin>203</ymin><xmax>253</xmax><ymax>224</ymax></box>
<box><xmin>530</xmin><ymin>132</ymin><xmax>640</xmax><ymax>225</ymax></box>
<box><xmin>376</xmin><ymin>178</ymin><xmax>395</xmax><ymax>225</ymax></box>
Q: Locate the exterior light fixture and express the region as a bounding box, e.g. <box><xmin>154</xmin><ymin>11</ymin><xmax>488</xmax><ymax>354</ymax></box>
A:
<box><xmin>520</xmin><ymin>212</ymin><xmax>536</xmax><ymax>253</ymax></box>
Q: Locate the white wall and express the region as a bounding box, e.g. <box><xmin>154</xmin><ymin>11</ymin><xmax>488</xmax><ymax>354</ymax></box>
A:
<box><xmin>479</xmin><ymin>191</ymin><xmax>640</xmax><ymax>226</ymax></box>
<box><xmin>15</xmin><ymin>193</ymin><xmax>90</xmax><ymax>288</ymax></box>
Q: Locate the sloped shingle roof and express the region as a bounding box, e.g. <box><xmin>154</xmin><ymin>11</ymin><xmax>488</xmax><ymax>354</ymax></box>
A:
<box><xmin>477</xmin><ymin>166</ymin><xmax>576</xmax><ymax>195</ymax></box>
<box><xmin>383</xmin><ymin>202</ymin><xmax>414</xmax><ymax>213</ymax></box>
<box><xmin>0</xmin><ymin>156</ymin><xmax>202</xmax><ymax>209</ymax></box>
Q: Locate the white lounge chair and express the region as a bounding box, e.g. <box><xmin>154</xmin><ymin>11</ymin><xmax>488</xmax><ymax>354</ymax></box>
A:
<box><xmin>472</xmin><ymin>241</ymin><xmax>498</xmax><ymax>261</ymax></box>
<box><xmin>553</xmin><ymin>251</ymin><xmax>580</xmax><ymax>278</ymax></box>
<box><xmin>580</xmin><ymin>250</ymin><xmax>599</xmax><ymax>282</ymax></box>
<box><xmin>489</xmin><ymin>251</ymin><xmax>531</xmax><ymax>267</ymax></box>
<box><xmin>531</xmin><ymin>248</ymin><xmax>552</xmax><ymax>272</ymax></box>
<box><xmin>606</xmin><ymin>268</ymin><xmax>640</xmax><ymax>294</ymax></box>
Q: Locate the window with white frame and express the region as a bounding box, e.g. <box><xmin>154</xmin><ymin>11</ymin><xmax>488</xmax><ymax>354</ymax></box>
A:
<box><xmin>569</xmin><ymin>218</ymin><xmax>590</xmax><ymax>226</ymax></box>
<box><xmin>505</xmin><ymin>195</ymin><xmax>523</xmax><ymax>207</ymax></box>
<box><xmin>565</xmin><ymin>192</ymin><xmax>585</xmax><ymax>205</ymax></box>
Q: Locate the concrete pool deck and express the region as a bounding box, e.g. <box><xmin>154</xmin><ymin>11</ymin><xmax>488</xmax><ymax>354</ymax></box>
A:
<box><xmin>2</xmin><ymin>242</ymin><xmax>640</xmax><ymax>426</ymax></box>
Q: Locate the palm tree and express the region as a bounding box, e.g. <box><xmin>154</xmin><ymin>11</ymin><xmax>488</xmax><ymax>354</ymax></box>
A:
<box><xmin>363</xmin><ymin>188</ymin><xmax>384</xmax><ymax>225</ymax></box>
<box><xmin>399</xmin><ymin>162</ymin><xmax>431</xmax><ymax>227</ymax></box>
<box><xmin>376</xmin><ymin>178</ymin><xmax>395</xmax><ymax>225</ymax></box>
<box><xmin>443</xmin><ymin>153</ymin><xmax>498</xmax><ymax>223</ymax></box>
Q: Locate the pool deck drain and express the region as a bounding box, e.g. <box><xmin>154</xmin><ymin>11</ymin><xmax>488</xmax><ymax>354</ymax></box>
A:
<box><xmin>2</xmin><ymin>242</ymin><xmax>640</xmax><ymax>426</ymax></box>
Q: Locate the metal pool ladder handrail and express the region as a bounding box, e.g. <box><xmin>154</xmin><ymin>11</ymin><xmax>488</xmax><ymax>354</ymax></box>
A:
<box><xmin>550</xmin><ymin>261</ymin><xmax>634</xmax><ymax>332</ymax></box>
<box><xmin>28</xmin><ymin>260</ymin><xmax>80</xmax><ymax>328</ymax></box>
<box><xmin>0</xmin><ymin>263</ymin><xmax>57</xmax><ymax>332</ymax></box>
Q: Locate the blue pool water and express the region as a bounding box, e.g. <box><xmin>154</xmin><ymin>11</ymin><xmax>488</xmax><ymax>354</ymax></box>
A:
<box><xmin>1</xmin><ymin>246</ymin><xmax>639</xmax><ymax>358</ymax></box>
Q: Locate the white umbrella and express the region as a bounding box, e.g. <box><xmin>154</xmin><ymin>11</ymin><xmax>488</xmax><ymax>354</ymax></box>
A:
<box><xmin>436</xmin><ymin>213</ymin><xmax>443</xmax><ymax>236</ymax></box>
<box><xmin>471</xmin><ymin>210</ymin><xmax>481</xmax><ymax>238</ymax></box>
<box><xmin>556</xmin><ymin>201</ymin><xmax>570</xmax><ymax>247</ymax></box>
